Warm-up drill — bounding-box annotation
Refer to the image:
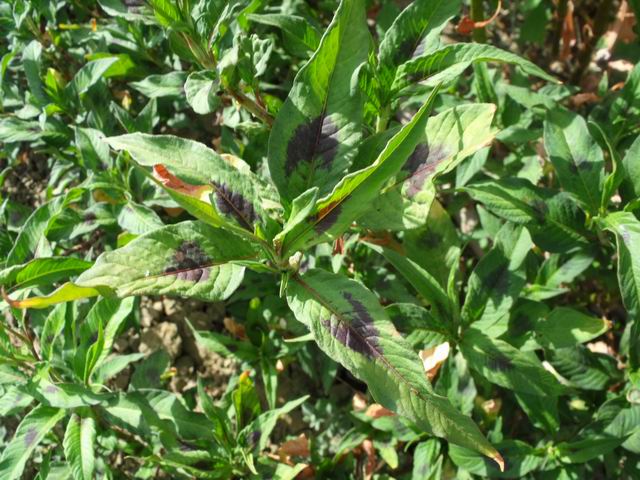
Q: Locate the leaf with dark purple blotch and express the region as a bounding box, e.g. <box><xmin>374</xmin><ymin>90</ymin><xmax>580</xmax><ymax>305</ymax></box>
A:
<box><xmin>268</xmin><ymin>0</ymin><xmax>369</xmax><ymax>202</ymax></box>
<box><xmin>286</xmin><ymin>269</ymin><xmax>503</xmax><ymax>467</ymax></box>
<box><xmin>11</xmin><ymin>222</ymin><xmax>258</xmax><ymax>308</ymax></box>
<box><xmin>0</xmin><ymin>405</ymin><xmax>65</xmax><ymax>480</ymax></box>
<box><xmin>211</xmin><ymin>181</ymin><xmax>258</xmax><ymax>231</ymax></box>
<box><xmin>359</xmin><ymin>104</ymin><xmax>497</xmax><ymax>231</ymax></box>
<box><xmin>460</xmin><ymin>329</ymin><xmax>566</xmax><ymax>397</ymax></box>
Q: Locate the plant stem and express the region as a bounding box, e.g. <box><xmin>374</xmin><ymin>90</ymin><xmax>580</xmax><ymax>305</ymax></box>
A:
<box><xmin>229</xmin><ymin>89</ymin><xmax>274</xmax><ymax>127</ymax></box>
<box><xmin>376</xmin><ymin>105</ymin><xmax>390</xmax><ymax>133</ymax></box>
<box><xmin>471</xmin><ymin>0</ymin><xmax>487</xmax><ymax>43</ymax></box>
<box><xmin>551</xmin><ymin>0</ymin><xmax>569</xmax><ymax>57</ymax></box>
<box><xmin>571</xmin><ymin>0</ymin><xmax>615</xmax><ymax>83</ymax></box>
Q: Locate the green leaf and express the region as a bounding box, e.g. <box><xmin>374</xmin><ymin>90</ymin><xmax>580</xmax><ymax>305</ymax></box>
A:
<box><xmin>0</xmin><ymin>405</ymin><xmax>65</xmax><ymax>480</ymax></box>
<box><xmin>268</xmin><ymin>0</ymin><xmax>370</xmax><ymax>202</ymax></box>
<box><xmin>460</xmin><ymin>329</ymin><xmax>566</xmax><ymax>397</ymax></box>
<box><xmin>378</xmin><ymin>0</ymin><xmax>461</xmax><ymax>88</ymax></box>
<box><xmin>184</xmin><ymin>70</ymin><xmax>220</xmax><ymax>114</ymax></box>
<box><xmin>393</xmin><ymin>43</ymin><xmax>557</xmax><ymax>93</ymax></box>
<box><xmin>286</xmin><ymin>269</ymin><xmax>503</xmax><ymax>468</ymax></box>
<box><xmin>609</xmin><ymin>62</ymin><xmax>640</xmax><ymax>142</ymax></box>
<box><xmin>247</xmin><ymin>14</ymin><xmax>321</xmax><ymax>57</ymax></box>
<box><xmin>106</xmin><ymin>133</ymin><xmax>273</xmax><ymax>235</ymax></box>
<box><xmin>411</xmin><ymin>440</ymin><xmax>442</xmax><ymax>480</ymax></box>
<box><xmin>556</xmin><ymin>434</ymin><xmax>627</xmax><ymax>464</ymax></box>
<box><xmin>12</xmin><ymin>222</ymin><xmax>256</xmax><ymax>309</ymax></box>
<box><xmin>5</xmin><ymin>192</ymin><xmax>82</xmax><ymax>267</ymax></box>
<box><xmin>601</xmin><ymin>211</ymin><xmax>640</xmax><ymax>369</ymax></box>
<box><xmin>461</xmin><ymin>224</ymin><xmax>532</xmax><ymax>328</ymax></box>
<box><xmin>23</xmin><ymin>40</ymin><xmax>48</xmax><ymax>105</ymax></box>
<box><xmin>27</xmin><ymin>375</ymin><xmax>109</xmax><ymax>409</ymax></box>
<box><xmin>365</xmin><ymin>242</ymin><xmax>451</xmax><ymax>320</ymax></box>
<box><xmin>403</xmin><ymin>199</ymin><xmax>461</xmax><ymax>287</ymax></box>
<box><xmin>462</xmin><ymin>178</ymin><xmax>547</xmax><ymax>225</ymax></box>
<box><xmin>514</xmin><ymin>392</ymin><xmax>559</xmax><ymax>434</ymax></box>
<box><xmin>0</xmin><ymin>257</ymin><xmax>92</xmax><ymax>291</ymax></box>
<box><xmin>385</xmin><ymin>303</ymin><xmax>449</xmax><ymax>349</ymax></box>
<box><xmin>196</xmin><ymin>377</ymin><xmax>232</xmax><ymax>446</ymax></box>
<box><xmin>75</xmin><ymin>127</ymin><xmax>110</xmax><ymax>171</ymax></box>
<box><xmin>535</xmin><ymin>307</ymin><xmax>609</xmax><ymax>349</ymax></box>
<box><xmin>360</xmin><ymin>103</ymin><xmax>496</xmax><ymax>230</ymax></box>
<box><xmin>63</xmin><ymin>414</ymin><xmax>96</xmax><ymax>480</ymax></box>
<box><xmin>70</xmin><ymin>57</ymin><xmax>119</xmax><ymax>96</ymax></box>
<box><xmin>116</xmin><ymin>201</ymin><xmax>165</xmax><ymax>235</ymax></box>
<box><xmin>621</xmin><ymin>134</ymin><xmax>640</xmax><ymax>199</ymax></box>
<box><xmin>0</xmin><ymin>117</ymin><xmax>42</xmax><ymax>143</ymax></box>
<box><xmin>549</xmin><ymin>346</ymin><xmax>621</xmax><ymax>391</ymax></box>
<box><xmin>74</xmin><ymin>297</ymin><xmax>135</xmax><ymax>382</ymax></box>
<box><xmin>543</xmin><ymin>109</ymin><xmax>605</xmax><ymax>214</ymax></box>
<box><xmin>94</xmin><ymin>353</ymin><xmax>144</xmax><ymax>383</ymax></box>
<box><xmin>280</xmin><ymin>85</ymin><xmax>441</xmax><ymax>255</ymax></box>
<box><xmin>40</xmin><ymin>304</ymin><xmax>67</xmax><ymax>360</ymax></box>
<box><xmin>0</xmin><ymin>386</ymin><xmax>33</xmax><ymax>416</ymax></box>
<box><xmin>240</xmin><ymin>395</ymin><xmax>308</xmax><ymax>452</ymax></box>
<box><xmin>449</xmin><ymin>440</ymin><xmax>543</xmax><ymax>479</ymax></box>
<box><xmin>130</xmin><ymin>72</ymin><xmax>188</xmax><ymax>98</ymax></box>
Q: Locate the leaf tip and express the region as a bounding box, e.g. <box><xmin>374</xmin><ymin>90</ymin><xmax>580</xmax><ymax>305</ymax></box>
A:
<box><xmin>492</xmin><ymin>451</ymin><xmax>505</xmax><ymax>472</ymax></box>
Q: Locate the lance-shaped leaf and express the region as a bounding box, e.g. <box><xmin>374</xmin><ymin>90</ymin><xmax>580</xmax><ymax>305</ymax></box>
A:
<box><xmin>621</xmin><ymin>134</ymin><xmax>640</xmax><ymax>199</ymax></box>
<box><xmin>268</xmin><ymin>0</ymin><xmax>370</xmax><ymax>203</ymax></box>
<box><xmin>365</xmin><ymin>242</ymin><xmax>451</xmax><ymax>320</ymax></box>
<box><xmin>11</xmin><ymin>221</ymin><xmax>257</xmax><ymax>309</ymax></box>
<box><xmin>5</xmin><ymin>189</ymin><xmax>83</xmax><ymax>267</ymax></box>
<box><xmin>0</xmin><ymin>405</ymin><xmax>65</xmax><ymax>480</ymax></box>
<box><xmin>106</xmin><ymin>133</ymin><xmax>274</xmax><ymax>234</ymax></box>
<box><xmin>462</xmin><ymin>224</ymin><xmax>532</xmax><ymax>329</ymax></box>
<box><xmin>393</xmin><ymin>43</ymin><xmax>556</xmax><ymax>93</ymax></box>
<box><xmin>63</xmin><ymin>414</ymin><xmax>96</xmax><ymax>480</ymax></box>
<box><xmin>449</xmin><ymin>440</ymin><xmax>544</xmax><ymax>479</ymax></box>
<box><xmin>535</xmin><ymin>307</ymin><xmax>610</xmax><ymax>349</ymax></box>
<box><xmin>279</xmin><ymin>85</ymin><xmax>441</xmax><ymax>256</ymax></box>
<box><xmin>73</xmin><ymin>297</ymin><xmax>135</xmax><ymax>382</ymax></box>
<box><xmin>247</xmin><ymin>13</ymin><xmax>321</xmax><ymax>57</ymax></box>
<box><xmin>544</xmin><ymin>109</ymin><xmax>605</xmax><ymax>214</ymax></box>
<box><xmin>359</xmin><ymin>103</ymin><xmax>497</xmax><ymax>230</ymax></box>
<box><xmin>460</xmin><ymin>329</ymin><xmax>566</xmax><ymax>397</ymax></box>
<box><xmin>601</xmin><ymin>212</ymin><xmax>640</xmax><ymax>369</ymax></box>
<box><xmin>0</xmin><ymin>257</ymin><xmax>92</xmax><ymax>291</ymax></box>
<box><xmin>286</xmin><ymin>269</ymin><xmax>503</xmax><ymax>469</ymax></box>
<box><xmin>377</xmin><ymin>0</ymin><xmax>460</xmax><ymax>89</ymax></box>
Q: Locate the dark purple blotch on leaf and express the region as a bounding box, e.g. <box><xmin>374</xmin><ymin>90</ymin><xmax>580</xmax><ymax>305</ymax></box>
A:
<box><xmin>509</xmin><ymin>314</ymin><xmax>534</xmax><ymax>337</ymax></box>
<box><xmin>418</xmin><ymin>230</ymin><xmax>441</xmax><ymax>249</ymax></box>
<box><xmin>212</xmin><ymin>181</ymin><xmax>257</xmax><ymax>231</ymax></box>
<box><xmin>164</xmin><ymin>241</ymin><xmax>211</xmax><ymax>283</ymax></box>
<box><xmin>621</xmin><ymin>226</ymin><xmax>632</xmax><ymax>246</ymax></box>
<box><xmin>569</xmin><ymin>157</ymin><xmax>594</xmax><ymax>174</ymax></box>
<box><xmin>45</xmin><ymin>385</ymin><xmax>59</xmax><ymax>395</ymax></box>
<box><xmin>531</xmin><ymin>200</ymin><xmax>548</xmax><ymax>222</ymax></box>
<box><xmin>322</xmin><ymin>292</ymin><xmax>381</xmax><ymax>360</ymax></box>
<box><xmin>286</xmin><ymin>116</ymin><xmax>340</xmax><ymax>175</ymax></box>
<box><xmin>394</xmin><ymin>37</ymin><xmax>425</xmax><ymax>66</ymax></box>
<box><xmin>404</xmin><ymin>143</ymin><xmax>449</xmax><ymax>197</ymax></box>
<box><xmin>25</xmin><ymin>427</ymin><xmax>39</xmax><ymax>447</ymax></box>
<box><xmin>314</xmin><ymin>204</ymin><xmax>342</xmax><ymax>234</ymax></box>
<box><xmin>487</xmin><ymin>352</ymin><xmax>514</xmax><ymax>372</ymax></box>
<box><xmin>484</xmin><ymin>263</ymin><xmax>510</xmax><ymax>296</ymax></box>
<box><xmin>249</xmin><ymin>430</ymin><xmax>261</xmax><ymax>448</ymax></box>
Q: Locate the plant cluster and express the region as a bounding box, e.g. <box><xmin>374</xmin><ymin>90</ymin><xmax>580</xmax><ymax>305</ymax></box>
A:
<box><xmin>1</xmin><ymin>0</ymin><xmax>640</xmax><ymax>479</ymax></box>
